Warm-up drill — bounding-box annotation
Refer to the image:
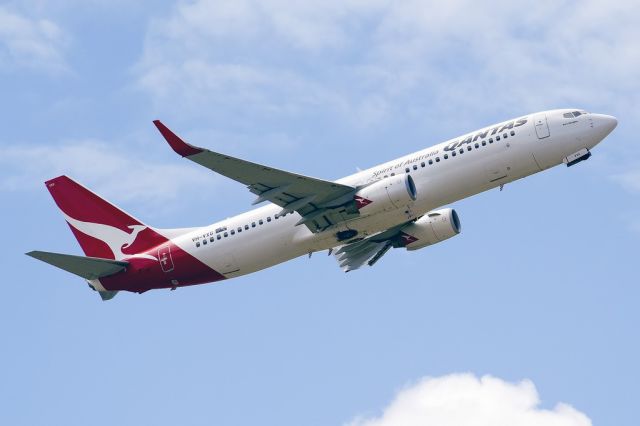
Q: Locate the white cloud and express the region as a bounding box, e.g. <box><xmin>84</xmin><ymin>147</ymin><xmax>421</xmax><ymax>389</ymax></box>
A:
<box><xmin>0</xmin><ymin>6</ymin><xmax>68</xmax><ymax>72</ymax></box>
<box><xmin>136</xmin><ymin>0</ymin><xmax>640</xmax><ymax>127</ymax></box>
<box><xmin>0</xmin><ymin>140</ymin><xmax>212</xmax><ymax>206</ymax></box>
<box><xmin>135</xmin><ymin>0</ymin><xmax>396</xmax><ymax>124</ymax></box>
<box><xmin>611</xmin><ymin>170</ymin><xmax>640</xmax><ymax>193</ymax></box>
<box><xmin>346</xmin><ymin>373</ymin><xmax>591</xmax><ymax>426</ymax></box>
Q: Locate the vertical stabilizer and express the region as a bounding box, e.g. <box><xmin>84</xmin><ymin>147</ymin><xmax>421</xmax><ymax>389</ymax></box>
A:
<box><xmin>44</xmin><ymin>176</ymin><xmax>168</xmax><ymax>260</ymax></box>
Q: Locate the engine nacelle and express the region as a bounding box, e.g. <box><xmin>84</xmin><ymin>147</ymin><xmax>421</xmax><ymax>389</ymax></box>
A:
<box><xmin>355</xmin><ymin>174</ymin><xmax>417</xmax><ymax>215</ymax></box>
<box><xmin>397</xmin><ymin>208</ymin><xmax>461</xmax><ymax>250</ymax></box>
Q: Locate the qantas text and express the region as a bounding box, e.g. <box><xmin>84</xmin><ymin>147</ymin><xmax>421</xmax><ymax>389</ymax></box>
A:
<box><xmin>443</xmin><ymin>118</ymin><xmax>528</xmax><ymax>151</ymax></box>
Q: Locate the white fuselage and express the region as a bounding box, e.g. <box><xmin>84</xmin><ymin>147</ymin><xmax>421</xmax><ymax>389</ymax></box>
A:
<box><xmin>168</xmin><ymin>109</ymin><xmax>616</xmax><ymax>277</ymax></box>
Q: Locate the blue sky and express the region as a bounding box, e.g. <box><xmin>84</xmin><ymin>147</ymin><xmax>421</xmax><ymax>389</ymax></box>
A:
<box><xmin>1</xmin><ymin>1</ymin><xmax>639</xmax><ymax>425</ymax></box>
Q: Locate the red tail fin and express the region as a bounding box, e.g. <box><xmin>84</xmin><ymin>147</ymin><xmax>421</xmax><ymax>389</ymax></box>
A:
<box><xmin>45</xmin><ymin>176</ymin><xmax>168</xmax><ymax>260</ymax></box>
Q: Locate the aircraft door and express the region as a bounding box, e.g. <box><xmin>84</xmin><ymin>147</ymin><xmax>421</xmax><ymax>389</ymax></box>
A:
<box><xmin>533</xmin><ymin>114</ymin><xmax>550</xmax><ymax>139</ymax></box>
<box><xmin>157</xmin><ymin>244</ymin><xmax>175</xmax><ymax>273</ymax></box>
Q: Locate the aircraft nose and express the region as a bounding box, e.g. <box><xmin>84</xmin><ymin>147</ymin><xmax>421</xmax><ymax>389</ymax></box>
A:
<box><xmin>594</xmin><ymin>114</ymin><xmax>618</xmax><ymax>135</ymax></box>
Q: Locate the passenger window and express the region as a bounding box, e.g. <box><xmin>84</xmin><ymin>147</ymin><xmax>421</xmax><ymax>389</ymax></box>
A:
<box><xmin>259</xmin><ymin>220</ymin><xmax>263</xmax><ymax>225</ymax></box>
<box><xmin>467</xmin><ymin>145</ymin><xmax>472</xmax><ymax>151</ymax></box>
<box><xmin>421</xmin><ymin>162</ymin><xmax>425</xmax><ymax>167</ymax></box>
<box><xmin>391</xmin><ymin>172</ymin><xmax>395</xmax><ymax>176</ymax></box>
<box><xmin>452</xmin><ymin>151</ymin><xmax>456</xmax><ymax>157</ymax></box>
<box><xmin>203</xmin><ymin>239</ymin><xmax>207</xmax><ymax>245</ymax></box>
<box><xmin>496</xmin><ymin>135</ymin><xmax>501</xmax><ymax>141</ymax></box>
<box><xmin>210</xmin><ymin>237</ymin><xmax>215</xmax><ymax>242</ymax></box>
<box><xmin>245</xmin><ymin>225</ymin><xmax>249</xmax><ymax>230</ymax></box>
<box><xmin>405</xmin><ymin>168</ymin><xmax>410</xmax><ymax>173</ymax></box>
<box><xmin>510</xmin><ymin>130</ymin><xmax>515</xmax><ymax>136</ymax></box>
<box><xmin>444</xmin><ymin>154</ymin><xmax>448</xmax><ymax>159</ymax></box>
<box><xmin>230</xmin><ymin>230</ymin><xmax>235</xmax><ymax>235</ymax></box>
<box><xmin>252</xmin><ymin>222</ymin><xmax>256</xmax><ymax>228</ymax></box>
<box><xmin>474</xmin><ymin>143</ymin><xmax>479</xmax><ymax>148</ymax></box>
<box><xmin>428</xmin><ymin>159</ymin><xmax>433</xmax><ymax>165</ymax></box>
<box><xmin>413</xmin><ymin>164</ymin><xmax>418</xmax><ymax>170</ymax></box>
<box><xmin>503</xmin><ymin>133</ymin><xmax>508</xmax><ymax>138</ymax></box>
<box><xmin>217</xmin><ymin>235</ymin><xmax>221</xmax><ymax>240</ymax></box>
<box><xmin>196</xmin><ymin>242</ymin><xmax>200</xmax><ymax>247</ymax></box>
<box><xmin>482</xmin><ymin>141</ymin><xmax>486</xmax><ymax>146</ymax></box>
<box><xmin>435</xmin><ymin>157</ymin><xmax>440</xmax><ymax>162</ymax></box>
<box><xmin>224</xmin><ymin>232</ymin><xmax>228</xmax><ymax>237</ymax></box>
<box><xmin>459</xmin><ymin>148</ymin><xmax>464</xmax><ymax>154</ymax></box>
<box><xmin>489</xmin><ymin>138</ymin><xmax>493</xmax><ymax>143</ymax></box>
<box><xmin>237</xmin><ymin>227</ymin><xmax>242</xmax><ymax>232</ymax></box>
<box><xmin>267</xmin><ymin>217</ymin><xmax>272</xmax><ymax>222</ymax></box>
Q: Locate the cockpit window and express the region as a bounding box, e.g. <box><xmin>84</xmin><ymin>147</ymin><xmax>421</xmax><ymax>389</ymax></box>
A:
<box><xmin>564</xmin><ymin>111</ymin><xmax>585</xmax><ymax>118</ymax></box>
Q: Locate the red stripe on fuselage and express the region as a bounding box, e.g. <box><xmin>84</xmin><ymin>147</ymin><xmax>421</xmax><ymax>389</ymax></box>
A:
<box><xmin>98</xmin><ymin>241</ymin><xmax>226</xmax><ymax>293</ymax></box>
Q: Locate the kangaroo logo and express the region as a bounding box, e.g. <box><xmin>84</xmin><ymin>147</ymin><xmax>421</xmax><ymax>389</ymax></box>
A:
<box><xmin>354</xmin><ymin>196</ymin><xmax>373</xmax><ymax>209</ymax></box>
<box><xmin>62</xmin><ymin>213</ymin><xmax>158</xmax><ymax>261</ymax></box>
<box><xmin>400</xmin><ymin>232</ymin><xmax>418</xmax><ymax>245</ymax></box>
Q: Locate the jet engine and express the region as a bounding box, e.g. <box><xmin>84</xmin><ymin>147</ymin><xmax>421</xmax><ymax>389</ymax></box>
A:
<box><xmin>396</xmin><ymin>208</ymin><xmax>461</xmax><ymax>250</ymax></box>
<box><xmin>355</xmin><ymin>174</ymin><xmax>417</xmax><ymax>215</ymax></box>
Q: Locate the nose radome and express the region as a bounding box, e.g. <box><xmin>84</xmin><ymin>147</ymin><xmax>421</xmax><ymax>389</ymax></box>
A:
<box><xmin>595</xmin><ymin>114</ymin><xmax>618</xmax><ymax>134</ymax></box>
<box><xmin>603</xmin><ymin>115</ymin><xmax>618</xmax><ymax>132</ymax></box>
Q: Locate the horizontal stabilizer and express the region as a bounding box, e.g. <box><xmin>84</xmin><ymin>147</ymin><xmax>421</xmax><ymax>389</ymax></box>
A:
<box><xmin>26</xmin><ymin>251</ymin><xmax>129</xmax><ymax>280</ymax></box>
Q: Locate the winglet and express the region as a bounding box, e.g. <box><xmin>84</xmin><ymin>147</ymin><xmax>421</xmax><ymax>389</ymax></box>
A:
<box><xmin>153</xmin><ymin>120</ymin><xmax>203</xmax><ymax>157</ymax></box>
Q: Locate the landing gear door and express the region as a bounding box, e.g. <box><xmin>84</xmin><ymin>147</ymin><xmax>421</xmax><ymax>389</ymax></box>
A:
<box><xmin>534</xmin><ymin>114</ymin><xmax>550</xmax><ymax>139</ymax></box>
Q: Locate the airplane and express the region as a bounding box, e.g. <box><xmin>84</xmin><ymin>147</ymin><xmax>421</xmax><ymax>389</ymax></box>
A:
<box><xmin>27</xmin><ymin>109</ymin><xmax>617</xmax><ymax>300</ymax></box>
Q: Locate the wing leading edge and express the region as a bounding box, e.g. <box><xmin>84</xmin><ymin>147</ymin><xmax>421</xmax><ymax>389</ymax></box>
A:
<box><xmin>154</xmin><ymin>121</ymin><xmax>360</xmax><ymax>232</ymax></box>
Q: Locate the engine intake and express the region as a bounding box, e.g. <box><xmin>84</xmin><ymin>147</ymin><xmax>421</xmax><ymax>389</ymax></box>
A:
<box><xmin>397</xmin><ymin>208</ymin><xmax>461</xmax><ymax>250</ymax></box>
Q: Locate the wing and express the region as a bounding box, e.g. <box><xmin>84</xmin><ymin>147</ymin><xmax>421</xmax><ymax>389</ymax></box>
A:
<box><xmin>333</xmin><ymin>223</ymin><xmax>409</xmax><ymax>272</ymax></box>
<box><xmin>154</xmin><ymin>121</ymin><xmax>359</xmax><ymax>232</ymax></box>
